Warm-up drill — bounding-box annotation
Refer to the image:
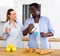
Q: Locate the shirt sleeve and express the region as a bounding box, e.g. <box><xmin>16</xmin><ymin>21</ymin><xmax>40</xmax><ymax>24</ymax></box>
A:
<box><xmin>22</xmin><ymin>20</ymin><xmax>29</xmax><ymax>31</ymax></box>
<box><xmin>2</xmin><ymin>23</ymin><xmax>9</xmax><ymax>38</ymax></box>
<box><xmin>47</xmin><ymin>18</ymin><xmax>55</xmax><ymax>35</ymax></box>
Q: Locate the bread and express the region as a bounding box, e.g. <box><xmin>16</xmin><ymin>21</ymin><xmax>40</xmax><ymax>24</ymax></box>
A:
<box><xmin>36</xmin><ymin>49</ymin><xmax>54</xmax><ymax>55</ymax></box>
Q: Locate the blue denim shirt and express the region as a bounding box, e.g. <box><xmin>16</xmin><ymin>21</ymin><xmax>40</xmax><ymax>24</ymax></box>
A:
<box><xmin>22</xmin><ymin>16</ymin><xmax>55</xmax><ymax>49</ymax></box>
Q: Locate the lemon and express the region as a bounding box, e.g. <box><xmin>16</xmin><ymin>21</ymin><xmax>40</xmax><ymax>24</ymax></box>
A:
<box><xmin>6</xmin><ymin>47</ymin><xmax>11</xmax><ymax>52</ymax></box>
<box><xmin>8</xmin><ymin>44</ymin><xmax>14</xmax><ymax>48</ymax></box>
<box><xmin>12</xmin><ymin>47</ymin><xmax>16</xmax><ymax>52</ymax></box>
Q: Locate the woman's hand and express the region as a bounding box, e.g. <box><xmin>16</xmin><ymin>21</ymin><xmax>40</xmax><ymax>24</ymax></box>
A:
<box><xmin>5</xmin><ymin>27</ymin><xmax>11</xmax><ymax>34</ymax></box>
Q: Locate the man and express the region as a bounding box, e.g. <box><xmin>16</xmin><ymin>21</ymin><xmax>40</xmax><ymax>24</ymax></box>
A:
<box><xmin>22</xmin><ymin>3</ymin><xmax>54</xmax><ymax>49</ymax></box>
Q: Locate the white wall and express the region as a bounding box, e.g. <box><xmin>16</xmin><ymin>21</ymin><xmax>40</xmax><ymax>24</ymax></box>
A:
<box><xmin>41</xmin><ymin>0</ymin><xmax>60</xmax><ymax>38</ymax></box>
<box><xmin>0</xmin><ymin>0</ymin><xmax>22</xmax><ymax>24</ymax></box>
<box><xmin>0</xmin><ymin>0</ymin><xmax>14</xmax><ymax>21</ymax></box>
<box><xmin>13</xmin><ymin>0</ymin><xmax>22</xmax><ymax>24</ymax></box>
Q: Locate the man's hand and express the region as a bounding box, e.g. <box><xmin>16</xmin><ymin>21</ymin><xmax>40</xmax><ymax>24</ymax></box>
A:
<box><xmin>28</xmin><ymin>24</ymin><xmax>34</xmax><ymax>31</ymax></box>
<box><xmin>40</xmin><ymin>32</ymin><xmax>53</xmax><ymax>37</ymax></box>
<box><xmin>40</xmin><ymin>32</ymin><xmax>46</xmax><ymax>37</ymax></box>
<box><xmin>23</xmin><ymin>23</ymin><xmax>34</xmax><ymax>36</ymax></box>
<box><xmin>27</xmin><ymin>24</ymin><xmax>34</xmax><ymax>34</ymax></box>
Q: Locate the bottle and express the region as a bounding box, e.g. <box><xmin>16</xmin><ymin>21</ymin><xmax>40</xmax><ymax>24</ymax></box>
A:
<box><xmin>34</xmin><ymin>23</ymin><xmax>41</xmax><ymax>49</ymax></box>
<box><xmin>36</xmin><ymin>32</ymin><xmax>41</xmax><ymax>49</ymax></box>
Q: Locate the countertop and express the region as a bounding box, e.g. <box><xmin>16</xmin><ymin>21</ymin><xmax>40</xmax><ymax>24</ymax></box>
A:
<box><xmin>0</xmin><ymin>48</ymin><xmax>60</xmax><ymax>56</ymax></box>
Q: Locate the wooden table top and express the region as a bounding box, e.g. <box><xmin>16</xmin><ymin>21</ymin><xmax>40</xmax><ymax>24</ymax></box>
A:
<box><xmin>0</xmin><ymin>48</ymin><xmax>60</xmax><ymax>56</ymax></box>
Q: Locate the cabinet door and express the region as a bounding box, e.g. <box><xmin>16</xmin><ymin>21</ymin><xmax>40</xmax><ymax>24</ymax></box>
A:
<box><xmin>0</xmin><ymin>40</ymin><xmax>6</xmax><ymax>47</ymax></box>
<box><xmin>50</xmin><ymin>42</ymin><xmax>60</xmax><ymax>49</ymax></box>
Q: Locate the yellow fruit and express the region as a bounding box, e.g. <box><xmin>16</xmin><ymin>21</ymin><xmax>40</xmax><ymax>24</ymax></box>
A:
<box><xmin>12</xmin><ymin>47</ymin><xmax>16</xmax><ymax>52</ymax></box>
<box><xmin>6</xmin><ymin>47</ymin><xmax>11</xmax><ymax>52</ymax></box>
<box><xmin>8</xmin><ymin>44</ymin><xmax>14</xmax><ymax>48</ymax></box>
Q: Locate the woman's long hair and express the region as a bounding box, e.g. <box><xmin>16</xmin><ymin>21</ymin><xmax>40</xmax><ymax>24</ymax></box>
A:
<box><xmin>6</xmin><ymin>9</ymin><xmax>14</xmax><ymax>22</ymax></box>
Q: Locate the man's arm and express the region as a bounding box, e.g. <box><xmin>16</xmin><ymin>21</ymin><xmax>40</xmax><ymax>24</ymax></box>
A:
<box><xmin>23</xmin><ymin>27</ymin><xmax>29</xmax><ymax>36</ymax></box>
<box><xmin>40</xmin><ymin>18</ymin><xmax>55</xmax><ymax>37</ymax></box>
<box><xmin>22</xmin><ymin>24</ymin><xmax>34</xmax><ymax>36</ymax></box>
<box><xmin>40</xmin><ymin>32</ymin><xmax>53</xmax><ymax>37</ymax></box>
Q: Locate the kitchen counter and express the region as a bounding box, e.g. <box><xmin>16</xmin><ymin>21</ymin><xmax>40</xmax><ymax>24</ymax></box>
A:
<box><xmin>0</xmin><ymin>36</ymin><xmax>6</xmax><ymax>40</ymax></box>
<box><xmin>48</xmin><ymin>38</ymin><xmax>60</xmax><ymax>42</ymax></box>
<box><xmin>22</xmin><ymin>37</ymin><xmax>60</xmax><ymax>42</ymax></box>
<box><xmin>0</xmin><ymin>36</ymin><xmax>60</xmax><ymax>42</ymax></box>
<box><xmin>0</xmin><ymin>48</ymin><xmax>60</xmax><ymax>56</ymax></box>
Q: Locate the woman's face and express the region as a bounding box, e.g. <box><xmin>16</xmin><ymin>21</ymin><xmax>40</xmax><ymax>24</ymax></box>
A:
<box><xmin>8</xmin><ymin>11</ymin><xmax>17</xmax><ymax>21</ymax></box>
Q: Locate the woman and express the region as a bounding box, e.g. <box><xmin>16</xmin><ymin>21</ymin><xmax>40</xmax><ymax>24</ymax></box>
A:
<box><xmin>3</xmin><ymin>9</ymin><xmax>23</xmax><ymax>48</ymax></box>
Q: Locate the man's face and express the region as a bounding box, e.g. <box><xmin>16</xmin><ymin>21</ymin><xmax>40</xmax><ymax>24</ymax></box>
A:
<box><xmin>29</xmin><ymin>6</ymin><xmax>37</xmax><ymax>17</ymax></box>
<box><xmin>29</xmin><ymin>6</ymin><xmax>40</xmax><ymax>17</ymax></box>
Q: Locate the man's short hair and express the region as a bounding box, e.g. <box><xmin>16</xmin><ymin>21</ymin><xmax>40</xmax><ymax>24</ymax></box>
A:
<box><xmin>30</xmin><ymin>3</ymin><xmax>40</xmax><ymax>9</ymax></box>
